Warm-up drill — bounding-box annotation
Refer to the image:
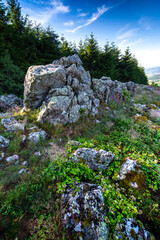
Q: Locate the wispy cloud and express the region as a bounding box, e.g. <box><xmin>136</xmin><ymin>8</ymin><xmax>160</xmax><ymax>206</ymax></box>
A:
<box><xmin>127</xmin><ymin>38</ymin><xmax>142</xmax><ymax>47</ymax></box>
<box><xmin>22</xmin><ymin>0</ymin><xmax>70</xmax><ymax>25</ymax></box>
<box><xmin>139</xmin><ymin>17</ymin><xmax>151</xmax><ymax>30</ymax></box>
<box><xmin>64</xmin><ymin>20</ymin><xmax>74</xmax><ymax>26</ymax></box>
<box><xmin>66</xmin><ymin>5</ymin><xmax>111</xmax><ymax>33</ymax></box>
<box><xmin>118</xmin><ymin>38</ymin><xmax>142</xmax><ymax>48</ymax></box>
<box><xmin>118</xmin><ymin>39</ymin><xmax>128</xmax><ymax>48</ymax></box>
<box><xmin>117</xmin><ymin>28</ymin><xmax>139</xmax><ymax>40</ymax></box>
<box><xmin>78</xmin><ymin>12</ymin><xmax>89</xmax><ymax>17</ymax></box>
<box><xmin>116</xmin><ymin>24</ymin><xmax>130</xmax><ymax>37</ymax></box>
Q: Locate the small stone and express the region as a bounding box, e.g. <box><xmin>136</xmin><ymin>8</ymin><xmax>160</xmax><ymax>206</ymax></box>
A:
<box><xmin>0</xmin><ymin>152</ymin><xmax>5</xmax><ymax>161</ymax></box>
<box><xmin>149</xmin><ymin>109</ymin><xmax>160</xmax><ymax>119</ymax></box>
<box><xmin>117</xmin><ymin>158</ymin><xmax>139</xmax><ymax>180</ymax></box>
<box><xmin>114</xmin><ymin>218</ymin><xmax>155</xmax><ymax>240</ymax></box>
<box><xmin>49</xmin><ymin>142</ymin><xmax>54</xmax><ymax>146</ymax></box>
<box><xmin>95</xmin><ymin>119</ymin><xmax>101</xmax><ymax>124</ymax></box>
<box><xmin>18</xmin><ymin>169</ymin><xmax>26</xmax><ymax>174</ymax></box>
<box><xmin>29</xmin><ymin>126</ymin><xmax>39</xmax><ymax>131</ymax></box>
<box><xmin>72</xmin><ymin>148</ymin><xmax>115</xmax><ymax>170</ymax></box>
<box><xmin>6</xmin><ymin>155</ymin><xmax>19</xmax><ymax>163</ymax></box>
<box><xmin>106</xmin><ymin>106</ymin><xmax>111</xmax><ymax>111</ymax></box>
<box><xmin>28</xmin><ymin>130</ymin><xmax>47</xmax><ymax>143</ymax></box>
<box><xmin>21</xmin><ymin>135</ymin><xmax>26</xmax><ymax>143</ymax></box>
<box><xmin>67</xmin><ymin>140</ymin><xmax>81</xmax><ymax>146</ymax></box>
<box><xmin>130</xmin><ymin>182</ymin><xmax>138</xmax><ymax>188</ymax></box>
<box><xmin>130</xmin><ymin>195</ymin><xmax>136</xmax><ymax>201</ymax></box>
<box><xmin>22</xmin><ymin>161</ymin><xmax>29</xmax><ymax>166</ymax></box>
<box><xmin>0</xmin><ymin>135</ymin><xmax>10</xmax><ymax>148</ymax></box>
<box><xmin>1</xmin><ymin>117</ymin><xmax>25</xmax><ymax>132</ymax></box>
<box><xmin>34</xmin><ymin>151</ymin><xmax>42</xmax><ymax>157</ymax></box>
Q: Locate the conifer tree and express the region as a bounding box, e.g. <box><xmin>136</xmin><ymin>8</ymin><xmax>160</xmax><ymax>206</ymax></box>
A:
<box><xmin>81</xmin><ymin>33</ymin><xmax>100</xmax><ymax>77</ymax></box>
<box><xmin>7</xmin><ymin>0</ymin><xmax>25</xmax><ymax>31</ymax></box>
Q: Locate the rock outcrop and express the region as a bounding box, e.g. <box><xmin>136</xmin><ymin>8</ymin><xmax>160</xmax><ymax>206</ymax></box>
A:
<box><xmin>62</xmin><ymin>183</ymin><xmax>109</xmax><ymax>240</ymax></box>
<box><xmin>0</xmin><ymin>94</ymin><xmax>23</xmax><ymax>112</ymax></box>
<box><xmin>24</xmin><ymin>54</ymin><xmax>135</xmax><ymax>125</ymax></box>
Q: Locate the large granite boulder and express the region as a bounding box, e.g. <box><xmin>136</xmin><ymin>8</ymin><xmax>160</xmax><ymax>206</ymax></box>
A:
<box><xmin>23</xmin><ymin>54</ymin><xmax>136</xmax><ymax>125</ymax></box>
<box><xmin>24</xmin><ymin>54</ymin><xmax>96</xmax><ymax>124</ymax></box>
<box><xmin>0</xmin><ymin>94</ymin><xmax>23</xmax><ymax>112</ymax></box>
<box><xmin>72</xmin><ymin>148</ymin><xmax>115</xmax><ymax>171</ymax></box>
<box><xmin>62</xmin><ymin>183</ymin><xmax>109</xmax><ymax>240</ymax></box>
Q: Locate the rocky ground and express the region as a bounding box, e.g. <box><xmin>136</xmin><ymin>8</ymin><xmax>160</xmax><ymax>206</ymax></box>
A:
<box><xmin>0</xmin><ymin>55</ymin><xmax>160</xmax><ymax>240</ymax></box>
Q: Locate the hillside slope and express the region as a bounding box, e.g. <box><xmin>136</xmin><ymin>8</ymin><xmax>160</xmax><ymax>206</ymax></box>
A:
<box><xmin>0</xmin><ymin>84</ymin><xmax>160</xmax><ymax>239</ymax></box>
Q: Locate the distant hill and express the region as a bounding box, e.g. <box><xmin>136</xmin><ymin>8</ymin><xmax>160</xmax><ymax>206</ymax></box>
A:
<box><xmin>145</xmin><ymin>67</ymin><xmax>160</xmax><ymax>86</ymax></box>
<box><xmin>148</xmin><ymin>74</ymin><xmax>160</xmax><ymax>86</ymax></box>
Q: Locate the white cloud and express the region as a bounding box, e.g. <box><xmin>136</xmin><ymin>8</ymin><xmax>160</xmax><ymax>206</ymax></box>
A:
<box><xmin>22</xmin><ymin>0</ymin><xmax>70</xmax><ymax>25</ymax></box>
<box><xmin>116</xmin><ymin>24</ymin><xmax>130</xmax><ymax>37</ymax></box>
<box><xmin>117</xmin><ymin>28</ymin><xmax>139</xmax><ymax>40</ymax></box>
<box><xmin>118</xmin><ymin>38</ymin><xmax>142</xmax><ymax>50</ymax></box>
<box><xmin>66</xmin><ymin>5</ymin><xmax>111</xmax><ymax>33</ymax></box>
<box><xmin>118</xmin><ymin>39</ymin><xmax>128</xmax><ymax>48</ymax></box>
<box><xmin>64</xmin><ymin>20</ymin><xmax>74</xmax><ymax>26</ymax></box>
<box><xmin>50</xmin><ymin>0</ymin><xmax>70</xmax><ymax>14</ymax></box>
<box><xmin>127</xmin><ymin>38</ymin><xmax>142</xmax><ymax>47</ymax></box>
<box><xmin>139</xmin><ymin>17</ymin><xmax>151</xmax><ymax>30</ymax></box>
<box><xmin>78</xmin><ymin>12</ymin><xmax>89</xmax><ymax>17</ymax></box>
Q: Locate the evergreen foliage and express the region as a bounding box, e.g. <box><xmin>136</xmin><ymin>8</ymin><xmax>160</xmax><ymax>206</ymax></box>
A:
<box><xmin>0</xmin><ymin>0</ymin><xmax>148</xmax><ymax>96</ymax></box>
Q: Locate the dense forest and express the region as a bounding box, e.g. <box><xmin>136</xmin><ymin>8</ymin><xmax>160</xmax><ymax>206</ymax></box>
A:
<box><xmin>0</xmin><ymin>0</ymin><xmax>148</xmax><ymax>97</ymax></box>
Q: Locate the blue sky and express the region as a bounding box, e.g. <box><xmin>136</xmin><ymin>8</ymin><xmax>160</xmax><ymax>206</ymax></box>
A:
<box><xmin>4</xmin><ymin>0</ymin><xmax>160</xmax><ymax>68</ymax></box>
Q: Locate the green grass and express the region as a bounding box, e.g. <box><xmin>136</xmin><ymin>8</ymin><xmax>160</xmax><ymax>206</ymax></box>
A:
<box><xmin>0</xmin><ymin>87</ymin><xmax>160</xmax><ymax>239</ymax></box>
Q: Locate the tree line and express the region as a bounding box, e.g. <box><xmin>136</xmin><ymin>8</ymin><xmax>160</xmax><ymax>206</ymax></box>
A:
<box><xmin>0</xmin><ymin>0</ymin><xmax>148</xmax><ymax>97</ymax></box>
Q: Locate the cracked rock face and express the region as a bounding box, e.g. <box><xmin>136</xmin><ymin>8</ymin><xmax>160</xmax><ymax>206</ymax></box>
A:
<box><xmin>24</xmin><ymin>54</ymin><xmax>135</xmax><ymax>125</ymax></box>
<box><xmin>72</xmin><ymin>148</ymin><xmax>115</xmax><ymax>171</ymax></box>
<box><xmin>62</xmin><ymin>183</ymin><xmax>109</xmax><ymax>240</ymax></box>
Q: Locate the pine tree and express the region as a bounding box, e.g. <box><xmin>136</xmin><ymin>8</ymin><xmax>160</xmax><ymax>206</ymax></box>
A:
<box><xmin>81</xmin><ymin>33</ymin><xmax>100</xmax><ymax>77</ymax></box>
<box><xmin>0</xmin><ymin>0</ymin><xmax>8</xmax><ymax>54</ymax></box>
<box><xmin>7</xmin><ymin>0</ymin><xmax>24</xmax><ymax>31</ymax></box>
<box><xmin>119</xmin><ymin>47</ymin><xmax>148</xmax><ymax>84</ymax></box>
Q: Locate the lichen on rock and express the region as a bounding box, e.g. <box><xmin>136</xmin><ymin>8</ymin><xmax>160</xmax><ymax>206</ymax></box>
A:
<box><xmin>62</xmin><ymin>183</ymin><xmax>109</xmax><ymax>240</ymax></box>
<box><xmin>72</xmin><ymin>148</ymin><xmax>115</xmax><ymax>171</ymax></box>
